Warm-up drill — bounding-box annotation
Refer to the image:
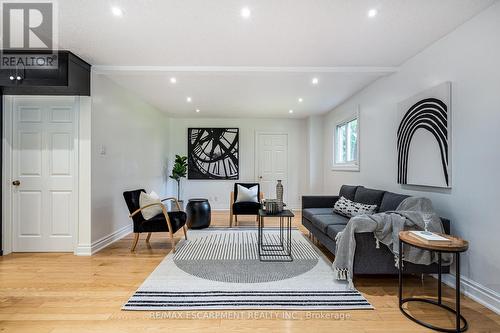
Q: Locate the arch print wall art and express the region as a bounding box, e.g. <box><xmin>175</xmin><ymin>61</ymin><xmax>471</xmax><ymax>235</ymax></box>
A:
<box><xmin>188</xmin><ymin>128</ymin><xmax>239</xmax><ymax>180</ymax></box>
<box><xmin>397</xmin><ymin>82</ymin><xmax>451</xmax><ymax>188</ymax></box>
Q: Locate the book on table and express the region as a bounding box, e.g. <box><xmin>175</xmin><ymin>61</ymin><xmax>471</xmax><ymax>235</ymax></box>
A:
<box><xmin>408</xmin><ymin>230</ymin><xmax>452</xmax><ymax>245</ymax></box>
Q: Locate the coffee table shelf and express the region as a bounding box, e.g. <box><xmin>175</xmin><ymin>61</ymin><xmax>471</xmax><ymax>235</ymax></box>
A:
<box><xmin>257</xmin><ymin>209</ymin><xmax>294</xmax><ymax>262</ymax></box>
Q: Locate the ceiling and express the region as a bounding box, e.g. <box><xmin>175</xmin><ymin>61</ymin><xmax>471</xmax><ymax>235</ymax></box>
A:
<box><xmin>56</xmin><ymin>0</ymin><xmax>496</xmax><ymax>117</ymax></box>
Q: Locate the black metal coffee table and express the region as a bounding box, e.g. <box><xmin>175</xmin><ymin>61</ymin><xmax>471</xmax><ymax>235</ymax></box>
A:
<box><xmin>257</xmin><ymin>209</ymin><xmax>294</xmax><ymax>262</ymax></box>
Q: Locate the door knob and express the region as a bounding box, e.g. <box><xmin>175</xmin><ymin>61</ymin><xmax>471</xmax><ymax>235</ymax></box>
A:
<box><xmin>12</xmin><ymin>180</ymin><xmax>20</xmax><ymax>186</ymax></box>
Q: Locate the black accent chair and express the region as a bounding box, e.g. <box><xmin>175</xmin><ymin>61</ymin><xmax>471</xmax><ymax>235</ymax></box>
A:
<box><xmin>123</xmin><ymin>189</ymin><xmax>187</xmax><ymax>252</ymax></box>
<box><xmin>229</xmin><ymin>183</ymin><xmax>263</xmax><ymax>227</ymax></box>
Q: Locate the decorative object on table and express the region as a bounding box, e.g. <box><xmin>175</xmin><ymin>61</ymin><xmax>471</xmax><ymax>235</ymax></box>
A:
<box><xmin>397</xmin><ymin>82</ymin><xmax>451</xmax><ymax>188</ymax></box>
<box><xmin>258</xmin><ymin>209</ymin><xmax>294</xmax><ymax>262</ymax></box>
<box><xmin>123</xmin><ymin>228</ymin><xmax>373</xmax><ymax>311</ymax></box>
<box><xmin>423</xmin><ymin>212</ymin><xmax>433</xmax><ymax>231</ymax></box>
<box><xmin>408</xmin><ymin>230</ymin><xmax>452</xmax><ymax>245</ymax></box>
<box><xmin>276</xmin><ymin>179</ymin><xmax>284</xmax><ymax>211</ymax></box>
<box><xmin>187</xmin><ymin>128</ymin><xmax>239</xmax><ymax>180</ymax></box>
<box><xmin>123</xmin><ymin>189</ymin><xmax>188</xmax><ymax>252</ymax></box>
<box><xmin>169</xmin><ymin>154</ymin><xmax>187</xmax><ymax>210</ymax></box>
<box><xmin>262</xmin><ymin>199</ymin><xmax>284</xmax><ymax>215</ymax></box>
<box><xmin>229</xmin><ymin>183</ymin><xmax>263</xmax><ymax>227</ymax></box>
<box><xmin>398</xmin><ymin>231</ymin><xmax>468</xmax><ymax>332</ymax></box>
<box><xmin>186</xmin><ymin>198</ymin><xmax>211</xmax><ymax>229</ymax></box>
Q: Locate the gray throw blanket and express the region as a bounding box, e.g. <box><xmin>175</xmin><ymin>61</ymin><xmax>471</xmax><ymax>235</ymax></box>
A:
<box><xmin>332</xmin><ymin>197</ymin><xmax>452</xmax><ymax>288</ymax></box>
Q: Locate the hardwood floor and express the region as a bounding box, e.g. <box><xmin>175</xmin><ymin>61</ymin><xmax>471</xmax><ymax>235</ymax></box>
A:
<box><xmin>1</xmin><ymin>211</ymin><xmax>499</xmax><ymax>332</ymax></box>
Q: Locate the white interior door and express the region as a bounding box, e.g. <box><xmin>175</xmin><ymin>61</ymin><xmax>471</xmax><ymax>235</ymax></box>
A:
<box><xmin>11</xmin><ymin>96</ymin><xmax>77</xmax><ymax>252</ymax></box>
<box><xmin>256</xmin><ymin>133</ymin><xmax>288</xmax><ymax>203</ymax></box>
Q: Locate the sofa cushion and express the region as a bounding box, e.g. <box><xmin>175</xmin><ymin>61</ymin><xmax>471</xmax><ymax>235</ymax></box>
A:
<box><xmin>302</xmin><ymin>208</ymin><xmax>334</xmax><ymax>221</ymax></box>
<box><xmin>379</xmin><ymin>192</ymin><xmax>410</xmax><ymax>212</ymax></box>
<box><xmin>235</xmin><ymin>184</ymin><xmax>259</xmax><ymax>203</ymax></box>
<box><xmin>310</xmin><ymin>214</ymin><xmax>349</xmax><ymax>233</ymax></box>
<box><xmin>326</xmin><ymin>224</ymin><xmax>346</xmax><ymax>239</ymax></box>
<box><xmin>339</xmin><ymin>185</ymin><xmax>359</xmax><ymax>201</ymax></box>
<box><xmin>333</xmin><ymin>196</ymin><xmax>377</xmax><ymax>217</ymax></box>
<box><xmin>139</xmin><ymin>191</ymin><xmax>162</xmax><ymax>220</ymax></box>
<box><xmin>354</xmin><ymin>187</ymin><xmax>385</xmax><ymax>209</ymax></box>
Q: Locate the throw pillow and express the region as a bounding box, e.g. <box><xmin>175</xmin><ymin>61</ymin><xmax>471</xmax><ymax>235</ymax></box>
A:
<box><xmin>333</xmin><ymin>196</ymin><xmax>377</xmax><ymax>218</ymax></box>
<box><xmin>235</xmin><ymin>185</ymin><xmax>259</xmax><ymax>203</ymax></box>
<box><xmin>139</xmin><ymin>191</ymin><xmax>163</xmax><ymax>220</ymax></box>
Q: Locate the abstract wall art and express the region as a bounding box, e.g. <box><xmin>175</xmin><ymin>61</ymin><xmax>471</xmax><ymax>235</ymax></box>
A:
<box><xmin>188</xmin><ymin>128</ymin><xmax>239</xmax><ymax>180</ymax></box>
<box><xmin>397</xmin><ymin>82</ymin><xmax>451</xmax><ymax>188</ymax></box>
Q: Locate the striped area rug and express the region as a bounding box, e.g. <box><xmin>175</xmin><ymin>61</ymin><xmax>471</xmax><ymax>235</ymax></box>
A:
<box><xmin>123</xmin><ymin>228</ymin><xmax>372</xmax><ymax>310</ymax></box>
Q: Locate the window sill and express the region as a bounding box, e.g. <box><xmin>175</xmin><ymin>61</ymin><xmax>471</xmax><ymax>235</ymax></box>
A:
<box><xmin>332</xmin><ymin>164</ymin><xmax>359</xmax><ymax>172</ymax></box>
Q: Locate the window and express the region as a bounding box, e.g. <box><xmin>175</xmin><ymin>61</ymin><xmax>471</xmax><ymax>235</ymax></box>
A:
<box><xmin>333</xmin><ymin>116</ymin><xmax>359</xmax><ymax>171</ymax></box>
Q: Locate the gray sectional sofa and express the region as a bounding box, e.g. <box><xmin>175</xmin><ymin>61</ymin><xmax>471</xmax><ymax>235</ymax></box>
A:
<box><xmin>302</xmin><ymin>185</ymin><xmax>450</xmax><ymax>274</ymax></box>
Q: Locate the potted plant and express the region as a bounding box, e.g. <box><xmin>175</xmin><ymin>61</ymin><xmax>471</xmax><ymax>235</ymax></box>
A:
<box><xmin>169</xmin><ymin>155</ymin><xmax>187</xmax><ymax>210</ymax></box>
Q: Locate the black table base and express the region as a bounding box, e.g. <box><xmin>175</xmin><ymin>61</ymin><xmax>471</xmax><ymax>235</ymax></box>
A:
<box><xmin>258</xmin><ymin>210</ymin><xmax>293</xmax><ymax>262</ymax></box>
<box><xmin>399</xmin><ymin>239</ymin><xmax>468</xmax><ymax>333</ymax></box>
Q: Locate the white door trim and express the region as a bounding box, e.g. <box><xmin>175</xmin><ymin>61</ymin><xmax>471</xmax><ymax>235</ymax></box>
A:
<box><xmin>2</xmin><ymin>95</ymin><xmax>80</xmax><ymax>254</ymax></box>
<box><xmin>254</xmin><ymin>131</ymin><xmax>289</xmax><ymax>201</ymax></box>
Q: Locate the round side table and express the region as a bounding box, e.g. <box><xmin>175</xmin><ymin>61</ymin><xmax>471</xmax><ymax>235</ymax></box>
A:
<box><xmin>186</xmin><ymin>198</ymin><xmax>211</xmax><ymax>229</ymax></box>
<box><xmin>398</xmin><ymin>231</ymin><xmax>469</xmax><ymax>333</ymax></box>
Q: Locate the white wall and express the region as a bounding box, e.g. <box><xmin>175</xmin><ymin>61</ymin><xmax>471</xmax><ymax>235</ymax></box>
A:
<box><xmin>167</xmin><ymin>117</ymin><xmax>308</xmax><ymax>210</ymax></box>
<box><xmin>306</xmin><ymin>115</ymin><xmax>325</xmax><ymax>194</ymax></box>
<box><xmin>322</xmin><ymin>2</ymin><xmax>500</xmax><ymax>304</ymax></box>
<box><xmin>91</xmin><ymin>75</ymin><xmax>170</xmax><ymax>245</ymax></box>
<box><xmin>76</xmin><ymin>97</ymin><xmax>92</xmax><ymax>255</ymax></box>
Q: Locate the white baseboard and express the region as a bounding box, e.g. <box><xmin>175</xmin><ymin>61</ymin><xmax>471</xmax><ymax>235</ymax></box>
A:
<box><xmin>436</xmin><ymin>273</ymin><xmax>500</xmax><ymax>315</ymax></box>
<box><xmin>89</xmin><ymin>224</ymin><xmax>133</xmax><ymax>255</ymax></box>
<box><xmin>74</xmin><ymin>244</ymin><xmax>92</xmax><ymax>256</ymax></box>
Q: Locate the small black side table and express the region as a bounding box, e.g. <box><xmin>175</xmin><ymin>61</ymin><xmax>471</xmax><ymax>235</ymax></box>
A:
<box><xmin>186</xmin><ymin>198</ymin><xmax>211</xmax><ymax>229</ymax></box>
<box><xmin>257</xmin><ymin>209</ymin><xmax>294</xmax><ymax>262</ymax></box>
<box><xmin>399</xmin><ymin>231</ymin><xmax>469</xmax><ymax>333</ymax></box>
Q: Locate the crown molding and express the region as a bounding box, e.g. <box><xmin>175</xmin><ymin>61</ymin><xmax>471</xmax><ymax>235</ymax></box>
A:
<box><xmin>92</xmin><ymin>65</ymin><xmax>399</xmax><ymax>75</ymax></box>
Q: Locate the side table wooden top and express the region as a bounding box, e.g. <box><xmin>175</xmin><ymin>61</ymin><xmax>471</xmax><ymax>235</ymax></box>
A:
<box><xmin>399</xmin><ymin>231</ymin><xmax>469</xmax><ymax>252</ymax></box>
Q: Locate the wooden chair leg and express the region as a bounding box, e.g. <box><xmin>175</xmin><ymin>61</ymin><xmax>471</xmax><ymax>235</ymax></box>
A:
<box><xmin>169</xmin><ymin>230</ymin><xmax>176</xmax><ymax>253</ymax></box>
<box><xmin>146</xmin><ymin>232</ymin><xmax>152</xmax><ymax>243</ymax></box>
<box><xmin>235</xmin><ymin>215</ymin><xmax>238</xmax><ymax>226</ymax></box>
<box><xmin>230</xmin><ymin>212</ymin><xmax>233</xmax><ymax>227</ymax></box>
<box><xmin>131</xmin><ymin>233</ymin><xmax>139</xmax><ymax>252</ymax></box>
<box><xmin>183</xmin><ymin>225</ymin><xmax>188</xmax><ymax>240</ymax></box>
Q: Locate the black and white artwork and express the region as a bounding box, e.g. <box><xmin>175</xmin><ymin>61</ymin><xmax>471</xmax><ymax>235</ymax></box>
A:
<box><xmin>188</xmin><ymin>128</ymin><xmax>239</xmax><ymax>180</ymax></box>
<box><xmin>397</xmin><ymin>82</ymin><xmax>451</xmax><ymax>188</ymax></box>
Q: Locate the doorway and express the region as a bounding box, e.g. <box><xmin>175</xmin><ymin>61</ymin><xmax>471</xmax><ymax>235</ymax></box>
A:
<box><xmin>255</xmin><ymin>133</ymin><xmax>288</xmax><ymax>203</ymax></box>
<box><xmin>3</xmin><ymin>96</ymin><xmax>78</xmax><ymax>252</ymax></box>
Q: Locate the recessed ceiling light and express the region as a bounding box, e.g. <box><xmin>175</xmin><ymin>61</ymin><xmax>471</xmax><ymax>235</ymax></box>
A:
<box><xmin>170</xmin><ymin>77</ymin><xmax>177</xmax><ymax>84</ymax></box>
<box><xmin>111</xmin><ymin>6</ymin><xmax>123</xmax><ymax>17</ymax></box>
<box><xmin>241</xmin><ymin>7</ymin><xmax>251</xmax><ymax>19</ymax></box>
<box><xmin>298</xmin><ymin>98</ymin><xmax>303</xmax><ymax>103</ymax></box>
<box><xmin>367</xmin><ymin>8</ymin><xmax>378</xmax><ymax>18</ymax></box>
<box><xmin>196</xmin><ymin>109</ymin><xmax>200</xmax><ymax>113</ymax></box>
<box><xmin>312</xmin><ymin>77</ymin><xmax>319</xmax><ymax>85</ymax></box>
<box><xmin>289</xmin><ymin>109</ymin><xmax>294</xmax><ymax>114</ymax></box>
<box><xmin>186</xmin><ymin>97</ymin><xmax>192</xmax><ymax>103</ymax></box>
